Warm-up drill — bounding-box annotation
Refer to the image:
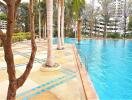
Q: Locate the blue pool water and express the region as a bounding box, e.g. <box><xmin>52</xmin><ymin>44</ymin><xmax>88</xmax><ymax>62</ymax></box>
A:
<box><xmin>58</xmin><ymin>38</ymin><xmax>132</xmax><ymax>100</ymax></box>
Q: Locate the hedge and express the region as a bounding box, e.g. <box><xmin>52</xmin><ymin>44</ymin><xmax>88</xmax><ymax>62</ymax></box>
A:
<box><xmin>12</xmin><ymin>32</ymin><xmax>31</xmax><ymax>42</ymax></box>
<box><xmin>0</xmin><ymin>32</ymin><xmax>31</xmax><ymax>46</ymax></box>
<box><xmin>107</xmin><ymin>33</ymin><xmax>120</xmax><ymax>39</ymax></box>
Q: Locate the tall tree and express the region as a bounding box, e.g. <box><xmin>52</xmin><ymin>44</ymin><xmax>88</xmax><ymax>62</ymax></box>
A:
<box><xmin>122</xmin><ymin>0</ymin><xmax>132</xmax><ymax>37</ymax></box>
<box><xmin>19</xmin><ymin>3</ymin><xmax>30</xmax><ymax>32</ymax></box>
<box><xmin>98</xmin><ymin>0</ymin><xmax>112</xmax><ymax>38</ymax></box>
<box><xmin>88</xmin><ymin>4</ymin><xmax>95</xmax><ymax>37</ymax></box>
<box><xmin>82</xmin><ymin>3</ymin><xmax>100</xmax><ymax>37</ymax></box>
<box><xmin>57</xmin><ymin>0</ymin><xmax>65</xmax><ymax>50</ymax></box>
<box><xmin>128</xmin><ymin>16</ymin><xmax>132</xmax><ymax>31</ymax></box>
<box><xmin>45</xmin><ymin>0</ymin><xmax>54</xmax><ymax>67</ymax></box>
<box><xmin>38</xmin><ymin>0</ymin><xmax>41</xmax><ymax>39</ymax></box>
<box><xmin>84</xmin><ymin>3</ymin><xmax>97</xmax><ymax>37</ymax></box>
<box><xmin>0</xmin><ymin>0</ymin><xmax>37</xmax><ymax>99</ymax></box>
<box><xmin>40</xmin><ymin>0</ymin><xmax>47</xmax><ymax>39</ymax></box>
<box><xmin>60</xmin><ymin>0</ymin><xmax>65</xmax><ymax>48</ymax></box>
<box><xmin>72</xmin><ymin>0</ymin><xmax>85</xmax><ymax>43</ymax></box>
<box><xmin>64</xmin><ymin>0</ymin><xmax>74</xmax><ymax>35</ymax></box>
<box><xmin>57</xmin><ymin>0</ymin><xmax>62</xmax><ymax>50</ymax></box>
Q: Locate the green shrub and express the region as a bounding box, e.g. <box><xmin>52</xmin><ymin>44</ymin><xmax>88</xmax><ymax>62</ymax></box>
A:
<box><xmin>82</xmin><ymin>34</ymin><xmax>89</xmax><ymax>38</ymax></box>
<box><xmin>0</xmin><ymin>32</ymin><xmax>31</xmax><ymax>46</ymax></box>
<box><xmin>0</xmin><ymin>13</ymin><xmax>7</xmax><ymax>20</ymax></box>
<box><xmin>12</xmin><ymin>32</ymin><xmax>31</xmax><ymax>42</ymax></box>
<box><xmin>125</xmin><ymin>34</ymin><xmax>132</xmax><ymax>39</ymax></box>
<box><xmin>107</xmin><ymin>33</ymin><xmax>120</xmax><ymax>38</ymax></box>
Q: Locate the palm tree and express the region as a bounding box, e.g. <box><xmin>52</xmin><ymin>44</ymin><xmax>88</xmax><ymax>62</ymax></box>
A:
<box><xmin>38</xmin><ymin>0</ymin><xmax>41</xmax><ymax>39</ymax></box>
<box><xmin>98</xmin><ymin>0</ymin><xmax>112</xmax><ymax>38</ymax></box>
<box><xmin>60</xmin><ymin>0</ymin><xmax>65</xmax><ymax>48</ymax></box>
<box><xmin>88</xmin><ymin>3</ymin><xmax>95</xmax><ymax>37</ymax></box>
<box><xmin>40</xmin><ymin>0</ymin><xmax>47</xmax><ymax>39</ymax></box>
<box><xmin>45</xmin><ymin>0</ymin><xmax>54</xmax><ymax>67</ymax></box>
<box><xmin>57</xmin><ymin>0</ymin><xmax>62</xmax><ymax>50</ymax></box>
<box><xmin>57</xmin><ymin>0</ymin><xmax>65</xmax><ymax>50</ymax></box>
<box><xmin>72</xmin><ymin>0</ymin><xmax>85</xmax><ymax>43</ymax></box>
<box><xmin>64</xmin><ymin>0</ymin><xmax>74</xmax><ymax>35</ymax></box>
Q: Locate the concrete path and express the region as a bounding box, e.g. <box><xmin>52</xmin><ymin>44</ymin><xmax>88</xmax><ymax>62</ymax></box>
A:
<box><xmin>0</xmin><ymin>39</ymin><xmax>97</xmax><ymax>100</ymax></box>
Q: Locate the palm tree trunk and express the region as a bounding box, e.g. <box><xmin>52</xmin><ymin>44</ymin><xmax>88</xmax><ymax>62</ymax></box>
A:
<box><xmin>41</xmin><ymin>19</ymin><xmax>44</xmax><ymax>38</ymax></box>
<box><xmin>57</xmin><ymin>0</ymin><xmax>62</xmax><ymax>50</ymax></box>
<box><xmin>77</xmin><ymin>19</ymin><xmax>81</xmax><ymax>44</ymax></box>
<box><xmin>42</xmin><ymin>23</ymin><xmax>44</xmax><ymax>38</ymax></box>
<box><xmin>44</xmin><ymin>21</ymin><xmax>47</xmax><ymax>39</ymax></box>
<box><xmin>39</xmin><ymin>9</ymin><xmax>41</xmax><ymax>39</ymax></box>
<box><xmin>89</xmin><ymin>25</ymin><xmax>93</xmax><ymax>38</ymax></box>
<box><xmin>60</xmin><ymin>0</ymin><xmax>64</xmax><ymax>48</ymax></box>
<box><xmin>45</xmin><ymin>0</ymin><xmax>54</xmax><ymax>67</ymax></box>
<box><xmin>104</xmin><ymin>24</ymin><xmax>107</xmax><ymax>38</ymax></box>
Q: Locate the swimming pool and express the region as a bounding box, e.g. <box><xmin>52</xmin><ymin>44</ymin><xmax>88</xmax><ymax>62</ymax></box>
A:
<box><xmin>55</xmin><ymin>38</ymin><xmax>132</xmax><ymax>99</ymax></box>
<box><xmin>75</xmin><ymin>39</ymin><xmax>132</xmax><ymax>100</ymax></box>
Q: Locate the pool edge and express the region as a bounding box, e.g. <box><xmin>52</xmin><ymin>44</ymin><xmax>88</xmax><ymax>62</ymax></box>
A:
<box><xmin>72</xmin><ymin>44</ymin><xmax>99</xmax><ymax>100</ymax></box>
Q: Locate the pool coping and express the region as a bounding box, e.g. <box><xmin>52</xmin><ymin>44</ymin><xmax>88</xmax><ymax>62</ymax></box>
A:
<box><xmin>72</xmin><ymin>44</ymin><xmax>99</xmax><ymax>100</ymax></box>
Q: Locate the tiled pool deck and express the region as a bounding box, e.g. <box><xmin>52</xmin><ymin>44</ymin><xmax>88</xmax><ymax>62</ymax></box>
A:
<box><xmin>0</xmin><ymin>39</ymin><xmax>98</xmax><ymax>100</ymax></box>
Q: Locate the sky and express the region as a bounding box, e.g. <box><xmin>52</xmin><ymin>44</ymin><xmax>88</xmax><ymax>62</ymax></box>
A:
<box><xmin>0</xmin><ymin>0</ymin><xmax>99</xmax><ymax>7</ymax></box>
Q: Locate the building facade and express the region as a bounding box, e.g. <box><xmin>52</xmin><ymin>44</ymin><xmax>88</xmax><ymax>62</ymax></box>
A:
<box><xmin>84</xmin><ymin>0</ymin><xmax>131</xmax><ymax>35</ymax></box>
<box><xmin>0</xmin><ymin>20</ymin><xmax>7</xmax><ymax>33</ymax></box>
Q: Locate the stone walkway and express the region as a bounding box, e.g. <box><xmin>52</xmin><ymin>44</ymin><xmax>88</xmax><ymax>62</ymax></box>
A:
<box><xmin>0</xmin><ymin>39</ymin><xmax>97</xmax><ymax>100</ymax></box>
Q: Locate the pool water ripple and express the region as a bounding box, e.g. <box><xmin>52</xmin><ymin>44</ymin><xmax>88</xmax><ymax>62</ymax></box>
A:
<box><xmin>54</xmin><ymin>38</ymin><xmax>132</xmax><ymax>99</ymax></box>
<box><xmin>75</xmin><ymin>39</ymin><xmax>132</xmax><ymax>100</ymax></box>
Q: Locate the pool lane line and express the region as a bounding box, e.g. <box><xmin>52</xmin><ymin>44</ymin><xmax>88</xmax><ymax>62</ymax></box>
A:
<box><xmin>16</xmin><ymin>69</ymin><xmax>76</xmax><ymax>98</ymax></box>
<box><xmin>22</xmin><ymin>75</ymin><xmax>76</xmax><ymax>100</ymax></box>
<box><xmin>17</xmin><ymin>74</ymin><xmax>75</xmax><ymax>99</ymax></box>
<box><xmin>17</xmin><ymin>70</ymin><xmax>76</xmax><ymax>98</ymax></box>
<box><xmin>16</xmin><ymin>75</ymin><xmax>66</xmax><ymax>98</ymax></box>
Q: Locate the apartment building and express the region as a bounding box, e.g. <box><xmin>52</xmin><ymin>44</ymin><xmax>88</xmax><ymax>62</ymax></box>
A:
<box><xmin>85</xmin><ymin>0</ymin><xmax>131</xmax><ymax>35</ymax></box>
<box><xmin>0</xmin><ymin>20</ymin><xmax>7</xmax><ymax>33</ymax></box>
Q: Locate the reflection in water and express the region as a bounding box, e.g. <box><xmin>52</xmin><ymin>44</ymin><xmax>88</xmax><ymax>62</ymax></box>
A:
<box><xmin>75</xmin><ymin>39</ymin><xmax>132</xmax><ymax>100</ymax></box>
<box><xmin>122</xmin><ymin>39</ymin><xmax>126</xmax><ymax>48</ymax></box>
<box><xmin>103</xmin><ymin>40</ymin><xmax>106</xmax><ymax>46</ymax></box>
<box><xmin>113</xmin><ymin>40</ymin><xmax>118</xmax><ymax>48</ymax></box>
